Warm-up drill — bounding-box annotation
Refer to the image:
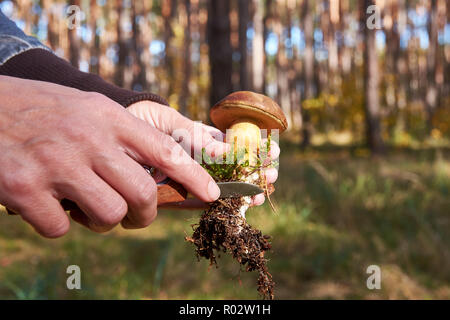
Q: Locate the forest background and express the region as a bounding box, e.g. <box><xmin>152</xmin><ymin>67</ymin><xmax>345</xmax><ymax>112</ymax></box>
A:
<box><xmin>0</xmin><ymin>0</ymin><xmax>449</xmax><ymax>299</ymax></box>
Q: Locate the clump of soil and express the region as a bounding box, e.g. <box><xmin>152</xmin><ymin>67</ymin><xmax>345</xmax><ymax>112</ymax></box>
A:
<box><xmin>186</xmin><ymin>143</ymin><xmax>276</xmax><ymax>299</ymax></box>
<box><xmin>186</xmin><ymin>197</ymin><xmax>274</xmax><ymax>300</ymax></box>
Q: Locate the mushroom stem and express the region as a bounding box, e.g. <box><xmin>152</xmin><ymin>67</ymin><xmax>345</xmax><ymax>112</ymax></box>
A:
<box><xmin>227</xmin><ymin>120</ymin><xmax>261</xmax><ymax>165</ymax></box>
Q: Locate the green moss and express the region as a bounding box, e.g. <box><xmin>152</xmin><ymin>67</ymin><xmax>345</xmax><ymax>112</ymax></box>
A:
<box><xmin>200</xmin><ymin>138</ymin><xmax>274</xmax><ymax>183</ymax></box>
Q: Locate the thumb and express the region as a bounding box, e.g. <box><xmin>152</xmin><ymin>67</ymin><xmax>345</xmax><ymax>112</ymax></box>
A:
<box><xmin>127</xmin><ymin>101</ymin><xmax>229</xmax><ymax>161</ymax></box>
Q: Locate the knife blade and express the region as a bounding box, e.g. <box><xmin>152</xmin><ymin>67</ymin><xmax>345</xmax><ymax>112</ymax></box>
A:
<box><xmin>150</xmin><ymin>166</ymin><xmax>263</xmax><ymax>199</ymax></box>
<box><xmin>156</xmin><ymin>178</ymin><xmax>263</xmax><ymax>201</ymax></box>
<box><xmin>216</xmin><ymin>181</ymin><xmax>264</xmax><ymax>198</ymax></box>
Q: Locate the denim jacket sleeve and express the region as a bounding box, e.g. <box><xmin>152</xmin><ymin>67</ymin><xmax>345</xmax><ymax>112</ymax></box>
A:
<box><xmin>0</xmin><ymin>10</ymin><xmax>51</xmax><ymax>65</ymax></box>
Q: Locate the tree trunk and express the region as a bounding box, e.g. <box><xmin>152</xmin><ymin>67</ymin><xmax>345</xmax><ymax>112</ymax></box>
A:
<box><xmin>131</xmin><ymin>1</ymin><xmax>148</xmax><ymax>92</ymax></box>
<box><xmin>286</xmin><ymin>1</ymin><xmax>295</xmax><ymax>129</ymax></box>
<box><xmin>162</xmin><ymin>0</ymin><xmax>177</xmax><ymax>97</ymax></box>
<box><xmin>274</xmin><ymin>6</ymin><xmax>291</xmax><ymax>128</ymax></box>
<box><xmin>262</xmin><ymin>0</ymin><xmax>273</xmax><ymax>95</ymax></box>
<box><xmin>384</xmin><ymin>0</ymin><xmax>400</xmax><ymax>136</ymax></box>
<box><xmin>43</xmin><ymin>0</ymin><xmax>58</xmax><ymax>50</ymax></box>
<box><xmin>207</xmin><ymin>0</ymin><xmax>232</xmax><ymax>106</ymax></box>
<box><xmin>362</xmin><ymin>0</ymin><xmax>384</xmax><ymax>154</ymax></box>
<box><xmin>179</xmin><ymin>0</ymin><xmax>192</xmax><ymax>115</ymax></box>
<box><xmin>252</xmin><ymin>0</ymin><xmax>264</xmax><ymax>93</ymax></box>
<box><xmin>394</xmin><ymin>0</ymin><xmax>408</xmax><ymax>134</ymax></box>
<box><xmin>114</xmin><ymin>0</ymin><xmax>126</xmax><ymax>87</ymax></box>
<box><xmin>238</xmin><ymin>0</ymin><xmax>249</xmax><ymax>91</ymax></box>
<box><xmin>89</xmin><ymin>0</ymin><xmax>101</xmax><ymax>75</ymax></box>
<box><xmin>328</xmin><ymin>0</ymin><xmax>339</xmax><ymax>74</ymax></box>
<box><xmin>301</xmin><ymin>0</ymin><xmax>314</xmax><ymax>148</ymax></box>
<box><xmin>68</xmin><ymin>0</ymin><xmax>80</xmax><ymax>69</ymax></box>
<box><xmin>339</xmin><ymin>3</ymin><xmax>352</xmax><ymax>75</ymax></box>
<box><xmin>425</xmin><ymin>0</ymin><xmax>439</xmax><ymax>133</ymax></box>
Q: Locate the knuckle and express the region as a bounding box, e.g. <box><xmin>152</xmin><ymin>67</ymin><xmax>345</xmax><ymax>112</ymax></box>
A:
<box><xmin>1</xmin><ymin>169</ymin><xmax>37</xmax><ymax>196</ymax></box>
<box><xmin>88</xmin><ymin>224</ymin><xmax>115</xmax><ymax>234</ymax></box>
<box><xmin>134</xmin><ymin>178</ymin><xmax>157</xmax><ymax>207</ymax></box>
<box><xmin>20</xmin><ymin>207</ymin><xmax>70</xmax><ymax>239</ymax></box>
<box><xmin>39</xmin><ymin>220</ymin><xmax>70</xmax><ymax>239</ymax></box>
<box><xmin>160</xmin><ymin>133</ymin><xmax>177</xmax><ymax>149</ymax></box>
<box><xmin>154</xmin><ymin>135</ymin><xmax>179</xmax><ymax>169</ymax></box>
<box><xmin>65</xmin><ymin>122</ymin><xmax>94</xmax><ymax>143</ymax></box>
<box><xmin>128</xmin><ymin>208</ymin><xmax>157</xmax><ymax>228</ymax></box>
<box><xmin>140</xmin><ymin>209</ymin><xmax>157</xmax><ymax>227</ymax></box>
<box><xmin>187</xmin><ymin>161</ymin><xmax>207</xmax><ymax>179</ymax></box>
<box><xmin>98</xmin><ymin>199</ymin><xmax>128</xmax><ymax>226</ymax></box>
<box><xmin>84</xmin><ymin>92</ymin><xmax>120</xmax><ymax>116</ymax></box>
<box><xmin>32</xmin><ymin>140</ymin><xmax>60</xmax><ymax>165</ymax></box>
<box><xmin>56</xmin><ymin>114</ymin><xmax>91</xmax><ymax>144</ymax></box>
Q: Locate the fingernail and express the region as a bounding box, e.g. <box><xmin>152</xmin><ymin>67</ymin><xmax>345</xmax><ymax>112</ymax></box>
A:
<box><xmin>208</xmin><ymin>180</ymin><xmax>221</xmax><ymax>201</ymax></box>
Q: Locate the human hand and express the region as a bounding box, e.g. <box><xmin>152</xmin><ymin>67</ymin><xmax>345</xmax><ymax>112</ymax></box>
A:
<box><xmin>127</xmin><ymin>101</ymin><xmax>280</xmax><ymax>208</ymax></box>
<box><xmin>0</xmin><ymin>76</ymin><xmax>221</xmax><ymax>237</ymax></box>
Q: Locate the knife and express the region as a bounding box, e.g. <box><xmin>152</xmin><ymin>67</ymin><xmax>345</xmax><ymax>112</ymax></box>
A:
<box><xmin>5</xmin><ymin>176</ymin><xmax>264</xmax><ymax>215</ymax></box>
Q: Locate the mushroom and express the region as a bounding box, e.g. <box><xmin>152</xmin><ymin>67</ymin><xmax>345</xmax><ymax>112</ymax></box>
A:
<box><xmin>210</xmin><ymin>91</ymin><xmax>287</xmax><ymax>165</ymax></box>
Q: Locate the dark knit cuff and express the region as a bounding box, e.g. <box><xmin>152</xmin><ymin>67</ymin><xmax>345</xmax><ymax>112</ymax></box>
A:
<box><xmin>0</xmin><ymin>48</ymin><xmax>169</xmax><ymax>108</ymax></box>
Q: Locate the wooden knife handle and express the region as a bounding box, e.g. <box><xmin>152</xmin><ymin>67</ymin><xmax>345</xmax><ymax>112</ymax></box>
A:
<box><xmin>155</xmin><ymin>178</ymin><xmax>188</xmax><ymax>206</ymax></box>
<box><xmin>60</xmin><ymin>178</ymin><xmax>187</xmax><ymax>209</ymax></box>
<box><xmin>6</xmin><ymin>178</ymin><xmax>187</xmax><ymax>215</ymax></box>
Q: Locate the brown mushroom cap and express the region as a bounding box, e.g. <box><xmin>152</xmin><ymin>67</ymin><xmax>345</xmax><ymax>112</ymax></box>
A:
<box><xmin>210</xmin><ymin>91</ymin><xmax>288</xmax><ymax>133</ymax></box>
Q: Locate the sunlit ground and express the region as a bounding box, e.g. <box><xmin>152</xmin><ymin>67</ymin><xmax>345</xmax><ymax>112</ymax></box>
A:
<box><xmin>0</xmin><ymin>143</ymin><xmax>449</xmax><ymax>299</ymax></box>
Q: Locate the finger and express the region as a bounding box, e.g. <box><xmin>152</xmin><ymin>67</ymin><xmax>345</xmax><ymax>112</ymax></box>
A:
<box><xmin>154</xmin><ymin>136</ymin><xmax>221</xmax><ymax>202</ymax></box>
<box><xmin>202</xmin><ymin>124</ymin><xmax>226</xmax><ymax>141</ymax></box>
<box><xmin>204</xmin><ymin>140</ymin><xmax>230</xmax><ymax>162</ymax></box>
<box><xmin>261</xmin><ymin>139</ymin><xmax>280</xmax><ymax>161</ymax></box>
<box><xmin>174</xmin><ymin>120</ymin><xmax>229</xmax><ymax>159</ymax></box>
<box><xmin>93</xmin><ymin>154</ymin><xmax>158</xmax><ymax>229</ymax></box>
<box><xmin>128</xmin><ymin>103</ymin><xmax>229</xmax><ymax>162</ymax></box>
<box><xmin>118</xmin><ymin>120</ymin><xmax>220</xmax><ymax>202</ymax></box>
<box><xmin>157</xmin><ymin>109</ymin><xmax>229</xmax><ymax>159</ymax></box>
<box><xmin>69</xmin><ymin>208</ymin><xmax>115</xmax><ymax>233</ymax></box>
<box><xmin>251</xmin><ymin>194</ymin><xmax>265</xmax><ymax>206</ymax></box>
<box><xmin>56</xmin><ymin>170</ymin><xmax>128</xmax><ymax>228</ymax></box>
<box><xmin>249</xmin><ymin>168</ymin><xmax>278</xmax><ymax>207</ymax></box>
<box><xmin>269</xmin><ymin>140</ymin><xmax>280</xmax><ymax>160</ymax></box>
<box><xmin>202</xmin><ymin>123</ymin><xmax>228</xmax><ymax>157</ymax></box>
<box><xmin>19</xmin><ymin>194</ymin><xmax>70</xmax><ymax>238</ymax></box>
<box><xmin>264</xmin><ymin>168</ymin><xmax>278</xmax><ymax>184</ymax></box>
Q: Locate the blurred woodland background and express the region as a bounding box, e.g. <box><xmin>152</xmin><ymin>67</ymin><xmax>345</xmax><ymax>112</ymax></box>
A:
<box><xmin>0</xmin><ymin>0</ymin><xmax>448</xmax><ymax>149</ymax></box>
<box><xmin>0</xmin><ymin>0</ymin><xmax>449</xmax><ymax>300</ymax></box>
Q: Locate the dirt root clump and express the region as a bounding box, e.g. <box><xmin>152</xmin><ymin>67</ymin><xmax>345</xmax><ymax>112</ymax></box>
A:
<box><xmin>186</xmin><ymin>197</ymin><xmax>274</xmax><ymax>300</ymax></box>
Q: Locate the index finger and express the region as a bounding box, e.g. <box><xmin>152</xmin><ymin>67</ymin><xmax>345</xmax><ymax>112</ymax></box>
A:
<box><xmin>116</xmin><ymin>114</ymin><xmax>220</xmax><ymax>203</ymax></box>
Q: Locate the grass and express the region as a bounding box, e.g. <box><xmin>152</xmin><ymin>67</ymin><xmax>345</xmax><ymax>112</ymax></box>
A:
<box><xmin>0</xmin><ymin>145</ymin><xmax>449</xmax><ymax>299</ymax></box>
